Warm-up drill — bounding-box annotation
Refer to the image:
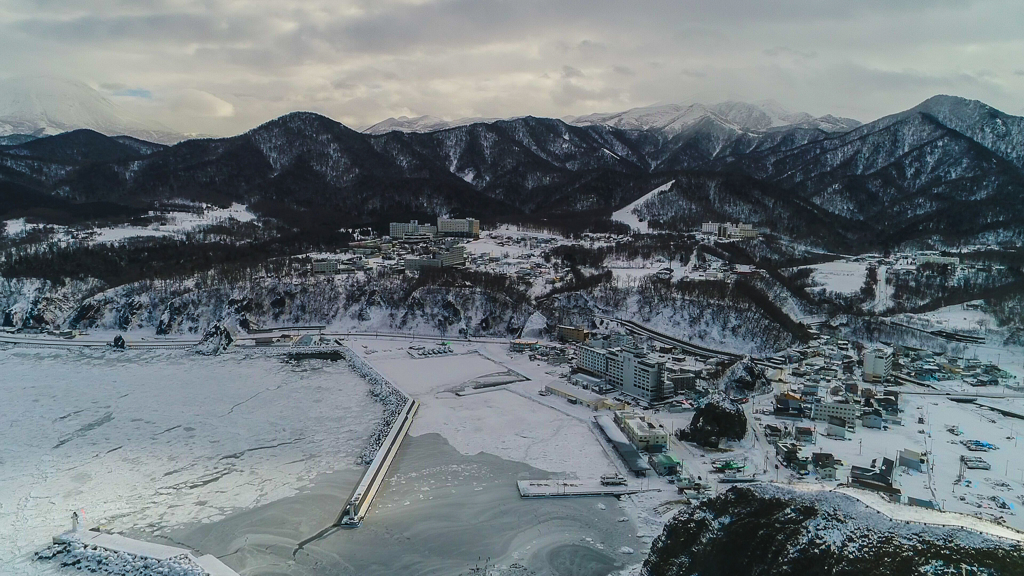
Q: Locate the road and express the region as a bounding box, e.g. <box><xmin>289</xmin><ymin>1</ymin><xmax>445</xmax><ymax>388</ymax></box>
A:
<box><xmin>595</xmin><ymin>315</ymin><xmax>747</xmax><ymax>362</ymax></box>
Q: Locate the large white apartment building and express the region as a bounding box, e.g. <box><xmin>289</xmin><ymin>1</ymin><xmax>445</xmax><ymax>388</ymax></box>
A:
<box><xmin>576</xmin><ymin>344</ymin><xmax>609</xmax><ymax>376</ymax></box>
<box><xmin>701</xmin><ymin>222</ymin><xmax>758</xmax><ymax>240</ymax></box>
<box><xmin>389</xmin><ymin>220</ymin><xmax>438</xmax><ymax>239</ymax></box>
<box><xmin>863</xmin><ymin>347</ymin><xmax>893</xmax><ymax>383</ymax></box>
<box><xmin>437</xmin><ymin>218</ymin><xmax>480</xmax><ymax>238</ymax></box>
<box><xmin>575</xmin><ymin>344</ymin><xmax>673</xmax><ymax>401</ymax></box>
<box><xmin>608</xmin><ymin>348</ymin><xmax>671</xmax><ymax>401</ymax></box>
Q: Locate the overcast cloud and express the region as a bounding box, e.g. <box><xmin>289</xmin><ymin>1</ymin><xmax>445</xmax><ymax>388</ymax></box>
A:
<box><xmin>1</xmin><ymin>0</ymin><xmax>1021</xmax><ymax>135</ymax></box>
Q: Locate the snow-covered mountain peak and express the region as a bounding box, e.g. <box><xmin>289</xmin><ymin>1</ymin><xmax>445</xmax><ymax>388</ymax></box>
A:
<box><xmin>569</xmin><ymin>99</ymin><xmax>859</xmax><ymax>135</ymax></box>
<box><xmin>362</xmin><ymin>115</ymin><xmax>502</xmax><ymax>134</ymax></box>
<box><xmin>904</xmin><ymin>94</ymin><xmax>1024</xmax><ymax>168</ymax></box>
<box><xmin>363</xmin><ymin>115</ymin><xmax>451</xmax><ymax>134</ymax></box>
<box><xmin>568</xmin><ymin>103</ymin><xmax>718</xmax><ymax>134</ymax></box>
<box><xmin>709</xmin><ymin>100</ymin><xmax>814</xmax><ymax>131</ymax></box>
<box><xmin>0</xmin><ymin>76</ymin><xmax>183</xmax><ymax>144</ymax></box>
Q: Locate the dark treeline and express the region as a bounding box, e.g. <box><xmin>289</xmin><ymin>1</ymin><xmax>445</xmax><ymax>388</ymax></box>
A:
<box><xmin>539</xmin><ymin>270</ymin><xmax>614</xmax><ymax>301</ymax></box>
<box><xmin>405</xmin><ymin>267</ymin><xmax>531</xmax><ymax>303</ymax></box>
<box><xmin>1</xmin><ymin>227</ymin><xmax>356</xmax><ymax>287</ymax></box>
<box><xmin>498</xmin><ymin>211</ymin><xmax>632</xmax><ymax>239</ymax></box>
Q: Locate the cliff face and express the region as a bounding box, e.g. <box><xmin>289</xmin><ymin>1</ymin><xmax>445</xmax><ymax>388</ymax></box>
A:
<box><xmin>643</xmin><ymin>485</ymin><xmax>1024</xmax><ymax>576</ymax></box>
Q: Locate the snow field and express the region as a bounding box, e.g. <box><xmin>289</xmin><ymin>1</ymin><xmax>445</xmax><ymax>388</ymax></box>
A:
<box><xmin>2</xmin><ymin>203</ymin><xmax>255</xmax><ymax>245</ymax></box>
<box><xmin>350</xmin><ymin>341</ymin><xmax>618</xmax><ymax>478</ymax></box>
<box><xmin>803</xmin><ymin>260</ymin><xmax>870</xmax><ymax>294</ymax></box>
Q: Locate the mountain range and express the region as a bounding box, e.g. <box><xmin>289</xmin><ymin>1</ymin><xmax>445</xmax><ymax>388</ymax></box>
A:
<box><xmin>1</xmin><ymin>84</ymin><xmax>1022</xmax><ymax>251</ymax></box>
<box><xmin>362</xmin><ymin>100</ymin><xmax>860</xmax><ymax>136</ymax></box>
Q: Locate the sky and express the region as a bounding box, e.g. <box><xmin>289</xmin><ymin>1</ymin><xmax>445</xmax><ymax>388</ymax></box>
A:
<box><xmin>1</xmin><ymin>0</ymin><xmax>1022</xmax><ymax>136</ymax></box>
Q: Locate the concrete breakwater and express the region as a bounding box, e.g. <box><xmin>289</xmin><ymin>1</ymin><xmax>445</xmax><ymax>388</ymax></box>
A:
<box><xmin>332</xmin><ymin>344</ymin><xmax>418</xmax><ymax>526</ymax></box>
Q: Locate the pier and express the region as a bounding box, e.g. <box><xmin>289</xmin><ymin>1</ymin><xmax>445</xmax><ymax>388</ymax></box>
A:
<box><xmin>338</xmin><ymin>396</ymin><xmax>419</xmax><ymax>526</ymax></box>
<box><xmin>516</xmin><ymin>479</ymin><xmax>641</xmax><ymax>498</ymax></box>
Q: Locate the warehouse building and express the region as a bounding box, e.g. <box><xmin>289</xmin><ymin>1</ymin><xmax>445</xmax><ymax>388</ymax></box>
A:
<box><xmin>544</xmin><ymin>382</ymin><xmax>618</xmax><ymax>410</ymax></box>
<box><xmin>594</xmin><ymin>415</ymin><xmax>651</xmax><ymax>476</ymax></box>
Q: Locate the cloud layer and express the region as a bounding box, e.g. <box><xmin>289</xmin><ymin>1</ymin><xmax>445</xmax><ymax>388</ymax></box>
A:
<box><xmin>2</xmin><ymin>0</ymin><xmax>1021</xmax><ymax>135</ymax></box>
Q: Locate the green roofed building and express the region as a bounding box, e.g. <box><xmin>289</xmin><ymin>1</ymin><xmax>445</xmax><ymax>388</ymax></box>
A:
<box><xmin>649</xmin><ymin>453</ymin><xmax>681</xmax><ymax>476</ymax></box>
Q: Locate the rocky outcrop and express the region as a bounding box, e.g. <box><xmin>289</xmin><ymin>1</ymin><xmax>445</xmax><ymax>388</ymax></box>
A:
<box><xmin>677</xmin><ymin>391</ymin><xmax>746</xmax><ymax>448</ymax></box>
<box><xmin>109</xmin><ymin>334</ymin><xmax>126</xmax><ymax>350</ymax></box>
<box><xmin>718</xmin><ymin>357</ymin><xmax>769</xmax><ymax>393</ymax></box>
<box><xmin>193</xmin><ymin>323</ymin><xmax>233</xmax><ymax>356</ymax></box>
<box><xmin>643</xmin><ymin>484</ymin><xmax>1024</xmax><ymax>576</ymax></box>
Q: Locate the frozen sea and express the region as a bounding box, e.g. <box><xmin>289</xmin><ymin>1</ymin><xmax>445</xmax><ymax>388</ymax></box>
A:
<box><xmin>0</xmin><ymin>348</ymin><xmax>382</xmax><ymax>575</ymax></box>
<box><xmin>158</xmin><ymin>433</ymin><xmax>638</xmax><ymax>576</ymax></box>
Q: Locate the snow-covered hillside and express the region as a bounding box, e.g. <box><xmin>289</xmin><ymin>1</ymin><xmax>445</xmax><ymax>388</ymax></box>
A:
<box><xmin>612</xmin><ymin>180</ymin><xmax>675</xmax><ymax>233</ymax></box>
<box><xmin>643</xmin><ymin>484</ymin><xmax>1024</xmax><ymax>576</ymax></box>
<box><xmin>0</xmin><ymin>77</ymin><xmax>183</xmax><ymax>144</ymax></box>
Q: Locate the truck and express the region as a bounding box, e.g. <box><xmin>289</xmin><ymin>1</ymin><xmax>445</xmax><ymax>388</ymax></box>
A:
<box><xmin>600</xmin><ymin>473</ymin><xmax>627</xmax><ymax>486</ymax></box>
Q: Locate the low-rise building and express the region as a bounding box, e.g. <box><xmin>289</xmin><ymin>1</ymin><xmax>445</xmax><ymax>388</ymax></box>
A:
<box><xmin>510</xmin><ymin>339</ymin><xmax>539</xmax><ymax>353</ymax></box>
<box><xmin>862</xmin><ymin>409</ymin><xmax>884</xmax><ymax>429</ymax></box>
<box><xmin>810</xmin><ymin>401</ymin><xmax>862</xmax><ymax>424</ymax></box>
<box><xmin>916</xmin><ymin>253</ymin><xmax>960</xmax><ymax>266</ymax></box>
<box><xmin>404</xmin><ymin>257</ymin><xmax>442</xmax><ymax>272</ymax></box>
<box><xmin>897</xmin><ymin>449</ymin><xmax>928</xmax><ymax>472</ymax></box>
<box><xmin>615</xmin><ymin>410</ymin><xmax>669</xmax><ymax>452</ymax></box>
<box><xmin>311</xmin><ymin>260</ymin><xmax>340</xmax><ymax>274</ymax></box>
<box><xmin>556</xmin><ymin>325</ymin><xmax>590</xmax><ymax>343</ymax></box>
<box><xmin>818</xmin><ymin>465</ymin><xmax>837</xmax><ymax>481</ymax></box>
<box><xmin>544</xmin><ymin>382</ymin><xmax>614</xmax><ymax>410</ymax></box>
<box><xmin>405</xmin><ymin>245</ymin><xmax>467</xmax><ymax>272</ymax></box>
<box><xmin>826</xmin><ymin>417</ymin><xmax>848</xmax><ymax>439</ymax></box>
<box><xmin>648</xmin><ymin>453</ymin><xmax>681</xmax><ymax>476</ymax></box>
<box><xmin>569</xmin><ymin>373</ymin><xmax>605</xmax><ymax>390</ymax></box>
<box><xmin>850</xmin><ymin>458</ymin><xmax>899</xmax><ymax>494</ymax></box>
<box><xmin>795</xmin><ymin>425</ymin><xmax>817</xmax><ymax>444</ymax></box>
<box><xmin>701</xmin><ymin>221</ymin><xmax>758</xmax><ymax>240</ymax></box>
